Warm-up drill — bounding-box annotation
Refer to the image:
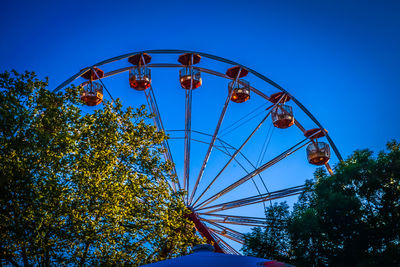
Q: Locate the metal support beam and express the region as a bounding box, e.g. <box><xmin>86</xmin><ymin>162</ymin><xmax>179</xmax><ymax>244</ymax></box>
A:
<box><xmin>183</xmin><ymin>87</ymin><xmax>193</xmax><ymax>198</ymax></box>
<box><xmin>203</xmin><ymin>220</ymin><xmax>245</xmax><ymax>241</ymax></box>
<box><xmin>207</xmin><ymin>227</ymin><xmax>244</xmax><ymax>245</ymax></box>
<box><xmin>191</xmin><ymin>109</ymin><xmax>272</xmax><ymax>207</ymax></box>
<box><xmin>198</xmin><ymin>213</ymin><xmax>269</xmax><ymax>227</ymax></box>
<box><xmin>192</xmin><ymin>93</ymin><xmax>288</xmax><ymax>207</ymax></box>
<box><xmin>209</xmin><ymin>232</ymin><xmax>240</xmax><ymax>255</ymax></box>
<box><xmin>145</xmin><ymin>87</ymin><xmax>180</xmax><ymax>192</ymax></box>
<box><xmin>204</xmin><ymin>219</ymin><xmax>269</xmax><ymax>228</ymax></box>
<box><xmin>195</xmin><ymin>138</ymin><xmax>311</xmax><ymax>209</ymax></box>
<box><xmin>185</xmin><ymin>210</ymin><xmax>224</xmax><ymax>253</ymax></box>
<box><xmin>197</xmin><ymin>185</ymin><xmax>305</xmax><ymax>213</ymax></box>
<box><xmin>183</xmin><ymin>55</ymin><xmax>195</xmax><ymax>202</ymax></box>
<box><xmin>189</xmin><ymin>68</ymin><xmax>242</xmax><ymax>205</ymax></box>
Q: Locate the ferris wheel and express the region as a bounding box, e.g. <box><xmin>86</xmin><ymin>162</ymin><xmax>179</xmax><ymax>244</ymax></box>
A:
<box><xmin>54</xmin><ymin>49</ymin><xmax>342</xmax><ymax>255</ymax></box>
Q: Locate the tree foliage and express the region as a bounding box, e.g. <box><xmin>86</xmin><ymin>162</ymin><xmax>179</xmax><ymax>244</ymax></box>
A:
<box><xmin>243</xmin><ymin>141</ymin><xmax>400</xmax><ymax>266</ymax></box>
<box><xmin>0</xmin><ymin>71</ymin><xmax>201</xmax><ymax>266</ymax></box>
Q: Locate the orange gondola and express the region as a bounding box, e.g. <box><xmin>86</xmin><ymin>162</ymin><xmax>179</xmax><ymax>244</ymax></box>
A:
<box><xmin>270</xmin><ymin>92</ymin><xmax>294</xmax><ymax>128</ymax></box>
<box><xmin>304</xmin><ymin>128</ymin><xmax>331</xmax><ymax>165</ymax></box>
<box><xmin>178</xmin><ymin>53</ymin><xmax>202</xmax><ymax>90</ymax></box>
<box><xmin>80</xmin><ymin>67</ymin><xmax>104</xmax><ymax>106</ymax></box>
<box><xmin>271</xmin><ymin>105</ymin><xmax>294</xmax><ymax>128</ymax></box>
<box><xmin>306</xmin><ymin>142</ymin><xmax>331</xmax><ymax>165</ymax></box>
<box><xmin>128</xmin><ymin>53</ymin><xmax>152</xmax><ymax>91</ymax></box>
<box><xmin>226</xmin><ymin>66</ymin><xmax>250</xmax><ymax>103</ymax></box>
<box><xmin>229</xmin><ymin>80</ymin><xmax>250</xmax><ymax>103</ymax></box>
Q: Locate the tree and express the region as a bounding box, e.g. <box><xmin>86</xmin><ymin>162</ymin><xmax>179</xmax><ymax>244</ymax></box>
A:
<box><xmin>0</xmin><ymin>71</ymin><xmax>201</xmax><ymax>266</ymax></box>
<box><xmin>242</xmin><ymin>141</ymin><xmax>400</xmax><ymax>266</ymax></box>
<box><xmin>242</xmin><ymin>202</ymin><xmax>292</xmax><ymax>263</ymax></box>
<box><xmin>292</xmin><ymin>141</ymin><xmax>400</xmax><ymax>266</ymax></box>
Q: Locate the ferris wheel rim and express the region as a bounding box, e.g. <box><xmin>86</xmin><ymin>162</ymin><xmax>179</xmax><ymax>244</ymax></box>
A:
<box><xmin>53</xmin><ymin>49</ymin><xmax>343</xmax><ymax>253</ymax></box>
<box><xmin>52</xmin><ymin>49</ymin><xmax>342</xmax><ymax>162</ymax></box>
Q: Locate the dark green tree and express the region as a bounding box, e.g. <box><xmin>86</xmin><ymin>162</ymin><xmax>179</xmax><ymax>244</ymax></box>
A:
<box><xmin>291</xmin><ymin>141</ymin><xmax>400</xmax><ymax>266</ymax></box>
<box><xmin>0</xmin><ymin>71</ymin><xmax>201</xmax><ymax>266</ymax></box>
<box><xmin>243</xmin><ymin>141</ymin><xmax>400</xmax><ymax>266</ymax></box>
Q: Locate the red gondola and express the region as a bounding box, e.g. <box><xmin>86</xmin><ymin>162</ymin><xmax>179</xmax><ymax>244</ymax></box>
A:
<box><xmin>229</xmin><ymin>80</ymin><xmax>250</xmax><ymax>103</ymax></box>
<box><xmin>226</xmin><ymin>66</ymin><xmax>250</xmax><ymax>103</ymax></box>
<box><xmin>178</xmin><ymin>53</ymin><xmax>202</xmax><ymax>90</ymax></box>
<box><xmin>304</xmin><ymin>128</ymin><xmax>331</xmax><ymax>165</ymax></box>
<box><xmin>306</xmin><ymin>142</ymin><xmax>331</xmax><ymax>165</ymax></box>
<box><xmin>271</xmin><ymin>105</ymin><xmax>294</xmax><ymax>129</ymax></box>
<box><xmin>270</xmin><ymin>92</ymin><xmax>294</xmax><ymax>128</ymax></box>
<box><xmin>128</xmin><ymin>53</ymin><xmax>152</xmax><ymax>91</ymax></box>
<box><xmin>80</xmin><ymin>67</ymin><xmax>104</xmax><ymax>106</ymax></box>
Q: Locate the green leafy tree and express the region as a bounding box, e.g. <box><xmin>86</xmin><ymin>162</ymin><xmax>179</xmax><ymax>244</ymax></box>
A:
<box><xmin>243</xmin><ymin>142</ymin><xmax>400</xmax><ymax>266</ymax></box>
<box><xmin>0</xmin><ymin>71</ymin><xmax>201</xmax><ymax>266</ymax></box>
<box><xmin>291</xmin><ymin>141</ymin><xmax>400</xmax><ymax>266</ymax></box>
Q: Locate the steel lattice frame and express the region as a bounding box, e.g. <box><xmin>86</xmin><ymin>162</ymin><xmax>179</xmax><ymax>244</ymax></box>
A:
<box><xmin>54</xmin><ymin>49</ymin><xmax>342</xmax><ymax>254</ymax></box>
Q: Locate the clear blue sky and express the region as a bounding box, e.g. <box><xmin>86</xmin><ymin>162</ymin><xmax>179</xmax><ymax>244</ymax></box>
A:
<box><xmin>1</xmin><ymin>0</ymin><xmax>400</xmax><ymax>245</ymax></box>
<box><xmin>1</xmin><ymin>0</ymin><xmax>399</xmax><ymax>155</ymax></box>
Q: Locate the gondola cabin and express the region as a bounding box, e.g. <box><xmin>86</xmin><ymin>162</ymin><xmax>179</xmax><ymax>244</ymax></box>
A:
<box><xmin>271</xmin><ymin>105</ymin><xmax>294</xmax><ymax>128</ymax></box>
<box><xmin>306</xmin><ymin>142</ymin><xmax>331</xmax><ymax>165</ymax></box>
<box><xmin>228</xmin><ymin>80</ymin><xmax>250</xmax><ymax>103</ymax></box>
<box><xmin>226</xmin><ymin>66</ymin><xmax>250</xmax><ymax>103</ymax></box>
<box><xmin>129</xmin><ymin>68</ymin><xmax>151</xmax><ymax>91</ymax></box>
<box><xmin>128</xmin><ymin>53</ymin><xmax>152</xmax><ymax>91</ymax></box>
<box><xmin>81</xmin><ymin>83</ymin><xmax>103</xmax><ymax>106</ymax></box>
<box><xmin>178</xmin><ymin>53</ymin><xmax>202</xmax><ymax>90</ymax></box>
<box><xmin>179</xmin><ymin>68</ymin><xmax>202</xmax><ymax>89</ymax></box>
<box><xmin>80</xmin><ymin>67</ymin><xmax>104</xmax><ymax>106</ymax></box>
<box><xmin>304</xmin><ymin>128</ymin><xmax>331</xmax><ymax>165</ymax></box>
<box><xmin>269</xmin><ymin>92</ymin><xmax>294</xmax><ymax>129</ymax></box>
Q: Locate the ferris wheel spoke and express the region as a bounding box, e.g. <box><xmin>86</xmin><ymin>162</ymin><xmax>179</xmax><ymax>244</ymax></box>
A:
<box><xmin>219</xmin><ymin>103</ymin><xmax>267</xmax><ymax>137</ymax></box>
<box><xmin>294</xmin><ymin>118</ymin><xmax>306</xmax><ymax>133</ymax></box>
<box><xmin>181</xmin><ymin>129</ymin><xmax>273</xmax><ymax>210</ymax></box>
<box><xmin>202</xmin><ymin>220</ymin><xmax>245</xmax><ymax>241</ymax></box>
<box><xmin>194</xmin><ymin>137</ymin><xmax>268</xmax><ymax>203</ymax></box>
<box><xmin>192</xmin><ymin>134</ymin><xmax>269</xmax><ymax>211</ymax></box>
<box><xmin>207</xmin><ymin>226</ymin><xmax>244</xmax><ymax>245</ymax></box>
<box><xmin>197</xmin><ymin>185</ymin><xmax>305</xmax><ymax>213</ymax></box>
<box><xmin>189</xmin><ymin>69</ymin><xmax>243</xmax><ymax>205</ymax></box>
<box><xmin>193</xmin><ymin>138</ymin><xmax>237</xmax><ymax>157</ymax></box>
<box><xmin>198</xmin><ymin>213</ymin><xmax>269</xmax><ymax>228</ymax></box>
<box><xmin>208</xmin><ymin>232</ymin><xmax>230</xmax><ymax>254</ymax></box>
<box><xmin>204</xmin><ymin>219</ymin><xmax>267</xmax><ymax>228</ymax></box>
<box><xmin>209</xmin><ymin>232</ymin><xmax>240</xmax><ymax>255</ymax></box>
<box><xmin>191</xmin><ymin>138</ymin><xmax>230</xmax><ymax>151</ymax></box>
<box><xmin>195</xmin><ymin>138</ymin><xmax>311</xmax><ymax>209</ymax></box>
<box><xmin>216</xmin><ymin>139</ymin><xmax>267</xmax><ymax>210</ymax></box>
<box><xmin>144</xmin><ymin>87</ymin><xmax>180</xmax><ymax>192</ymax></box>
<box><xmin>183</xmin><ymin>87</ymin><xmax>193</xmax><ymax>199</ymax></box>
<box><xmin>169</xmin><ymin>135</ymin><xmax>237</xmax><ymax>157</ymax></box>
<box><xmin>182</xmin><ymin>58</ymin><xmax>197</xmax><ymax>201</ymax></box>
<box><xmin>191</xmin><ymin>108</ymin><xmax>273</xmax><ymax>207</ymax></box>
<box><xmin>217</xmin><ymin>136</ymin><xmax>272</xmax><ymax>206</ymax></box>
